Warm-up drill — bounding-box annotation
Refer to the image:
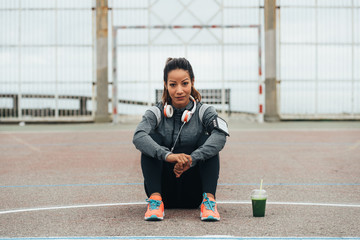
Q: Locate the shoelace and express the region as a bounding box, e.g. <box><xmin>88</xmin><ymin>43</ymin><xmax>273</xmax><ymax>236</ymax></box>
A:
<box><xmin>146</xmin><ymin>198</ymin><xmax>161</xmax><ymax>210</ymax></box>
<box><xmin>202</xmin><ymin>193</ymin><xmax>216</xmax><ymax>212</ymax></box>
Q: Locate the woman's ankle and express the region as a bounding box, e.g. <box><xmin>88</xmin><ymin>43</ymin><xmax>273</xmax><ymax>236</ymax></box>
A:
<box><xmin>150</xmin><ymin>192</ymin><xmax>162</xmax><ymax>200</ymax></box>
<box><xmin>206</xmin><ymin>193</ymin><xmax>215</xmax><ymax>200</ymax></box>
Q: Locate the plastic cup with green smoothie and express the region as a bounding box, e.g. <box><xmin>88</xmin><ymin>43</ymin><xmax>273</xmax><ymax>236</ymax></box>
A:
<box><xmin>251</xmin><ymin>189</ymin><xmax>267</xmax><ymax>217</ymax></box>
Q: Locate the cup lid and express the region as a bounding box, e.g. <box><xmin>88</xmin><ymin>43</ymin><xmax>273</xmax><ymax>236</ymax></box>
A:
<box><xmin>251</xmin><ymin>189</ymin><xmax>267</xmax><ymax>199</ymax></box>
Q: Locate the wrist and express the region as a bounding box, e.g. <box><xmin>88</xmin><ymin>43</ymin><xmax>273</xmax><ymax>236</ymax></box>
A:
<box><xmin>190</xmin><ymin>159</ymin><xmax>197</xmax><ymax>167</ymax></box>
<box><xmin>164</xmin><ymin>152</ymin><xmax>172</xmax><ymax>161</ymax></box>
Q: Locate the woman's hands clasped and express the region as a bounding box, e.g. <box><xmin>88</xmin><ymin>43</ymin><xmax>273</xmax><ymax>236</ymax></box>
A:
<box><xmin>166</xmin><ymin>153</ymin><xmax>192</xmax><ymax>178</ymax></box>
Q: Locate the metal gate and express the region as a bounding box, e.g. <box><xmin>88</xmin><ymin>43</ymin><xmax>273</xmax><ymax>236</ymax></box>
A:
<box><xmin>0</xmin><ymin>1</ymin><xmax>95</xmax><ymax>122</ymax></box>
<box><xmin>278</xmin><ymin>0</ymin><xmax>360</xmax><ymax>119</ymax></box>
<box><xmin>110</xmin><ymin>0</ymin><xmax>264</xmax><ymax>122</ymax></box>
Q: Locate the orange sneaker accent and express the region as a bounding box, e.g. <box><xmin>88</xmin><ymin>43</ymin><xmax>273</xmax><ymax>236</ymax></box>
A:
<box><xmin>144</xmin><ymin>195</ymin><xmax>164</xmax><ymax>221</ymax></box>
<box><xmin>200</xmin><ymin>193</ymin><xmax>220</xmax><ymax>221</ymax></box>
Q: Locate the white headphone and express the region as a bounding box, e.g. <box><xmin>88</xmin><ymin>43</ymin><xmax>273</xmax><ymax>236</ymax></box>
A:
<box><xmin>163</xmin><ymin>95</ymin><xmax>196</xmax><ymax>123</ymax></box>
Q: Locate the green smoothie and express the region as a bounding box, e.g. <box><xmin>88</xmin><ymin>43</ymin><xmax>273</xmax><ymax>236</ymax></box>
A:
<box><xmin>251</xmin><ymin>198</ymin><xmax>266</xmax><ymax>217</ymax></box>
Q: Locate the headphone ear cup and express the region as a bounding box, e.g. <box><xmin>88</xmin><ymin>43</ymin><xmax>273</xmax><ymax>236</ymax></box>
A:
<box><xmin>164</xmin><ymin>104</ymin><xmax>173</xmax><ymax>118</ymax></box>
<box><xmin>181</xmin><ymin>110</ymin><xmax>192</xmax><ymax>123</ymax></box>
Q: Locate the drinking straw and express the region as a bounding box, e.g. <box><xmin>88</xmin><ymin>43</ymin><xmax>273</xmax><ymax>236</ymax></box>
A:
<box><xmin>260</xmin><ymin>179</ymin><xmax>263</xmax><ymax>192</ymax></box>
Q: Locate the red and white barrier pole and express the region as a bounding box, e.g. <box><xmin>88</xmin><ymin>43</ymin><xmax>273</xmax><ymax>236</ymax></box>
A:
<box><xmin>112</xmin><ymin>27</ymin><xmax>118</xmax><ymax>124</ymax></box>
<box><xmin>258</xmin><ymin>26</ymin><xmax>264</xmax><ymax>123</ymax></box>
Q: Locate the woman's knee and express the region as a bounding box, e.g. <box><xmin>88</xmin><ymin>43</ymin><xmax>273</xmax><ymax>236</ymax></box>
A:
<box><xmin>141</xmin><ymin>154</ymin><xmax>162</xmax><ymax>171</ymax></box>
<box><xmin>198</xmin><ymin>154</ymin><xmax>220</xmax><ymax>171</ymax></box>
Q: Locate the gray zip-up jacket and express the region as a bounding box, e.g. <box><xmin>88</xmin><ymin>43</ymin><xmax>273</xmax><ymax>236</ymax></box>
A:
<box><xmin>132</xmin><ymin>100</ymin><xmax>227</xmax><ymax>166</ymax></box>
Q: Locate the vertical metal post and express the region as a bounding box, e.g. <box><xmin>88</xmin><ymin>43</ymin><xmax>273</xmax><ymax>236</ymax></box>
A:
<box><xmin>315</xmin><ymin>0</ymin><xmax>318</xmax><ymax>117</ymax></box>
<box><xmin>110</xmin><ymin>1</ymin><xmax>117</xmax><ymax>124</ymax></box>
<box><xmin>221</xmin><ymin>0</ymin><xmax>225</xmax><ymax>116</ymax></box>
<box><xmin>92</xmin><ymin>0</ymin><xmax>96</xmax><ymax>119</ymax></box>
<box><xmin>258</xmin><ymin>0</ymin><xmax>264</xmax><ymax>123</ymax></box>
<box><xmin>276</xmin><ymin>2</ymin><xmax>281</xmax><ymax>115</ymax></box>
<box><xmin>264</xmin><ymin>0</ymin><xmax>280</xmax><ymax>121</ymax></box>
<box><xmin>148</xmin><ymin>0</ymin><xmax>151</xmax><ymax>106</ymax></box>
<box><xmin>112</xmin><ymin>27</ymin><xmax>118</xmax><ymax>124</ymax></box>
<box><xmin>258</xmin><ymin>25</ymin><xmax>264</xmax><ymax>123</ymax></box>
<box><xmin>351</xmin><ymin>0</ymin><xmax>354</xmax><ymax>116</ymax></box>
<box><xmin>95</xmin><ymin>0</ymin><xmax>110</xmax><ymax>122</ymax></box>
<box><xmin>55</xmin><ymin>0</ymin><xmax>59</xmax><ymax>118</ymax></box>
<box><xmin>18</xmin><ymin>0</ymin><xmax>22</xmax><ymax>120</ymax></box>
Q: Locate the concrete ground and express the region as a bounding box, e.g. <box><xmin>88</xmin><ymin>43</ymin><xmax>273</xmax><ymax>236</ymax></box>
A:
<box><xmin>0</xmin><ymin>120</ymin><xmax>359</xmax><ymax>240</ymax></box>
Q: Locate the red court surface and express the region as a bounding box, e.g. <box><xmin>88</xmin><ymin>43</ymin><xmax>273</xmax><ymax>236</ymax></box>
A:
<box><xmin>0</xmin><ymin>120</ymin><xmax>359</xmax><ymax>239</ymax></box>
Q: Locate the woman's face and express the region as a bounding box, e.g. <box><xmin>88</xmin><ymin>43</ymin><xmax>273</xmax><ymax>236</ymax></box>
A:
<box><xmin>166</xmin><ymin>68</ymin><xmax>193</xmax><ymax>109</ymax></box>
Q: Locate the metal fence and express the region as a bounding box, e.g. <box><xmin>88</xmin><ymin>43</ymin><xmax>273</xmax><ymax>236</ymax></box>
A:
<box><xmin>278</xmin><ymin>0</ymin><xmax>360</xmax><ymax>119</ymax></box>
<box><xmin>1</xmin><ymin>0</ymin><xmax>359</xmax><ymax>122</ymax></box>
<box><xmin>0</xmin><ymin>0</ymin><xmax>94</xmax><ymax>122</ymax></box>
<box><xmin>110</xmin><ymin>0</ymin><xmax>264</xmax><ymax>122</ymax></box>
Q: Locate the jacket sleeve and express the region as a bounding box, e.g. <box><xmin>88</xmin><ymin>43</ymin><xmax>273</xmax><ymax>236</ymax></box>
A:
<box><xmin>190</xmin><ymin>106</ymin><xmax>228</xmax><ymax>166</ymax></box>
<box><xmin>132</xmin><ymin>110</ymin><xmax>172</xmax><ymax>161</ymax></box>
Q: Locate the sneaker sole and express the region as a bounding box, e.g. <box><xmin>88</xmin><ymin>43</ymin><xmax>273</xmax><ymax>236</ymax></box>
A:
<box><xmin>144</xmin><ymin>213</ymin><xmax>164</xmax><ymax>221</ymax></box>
<box><xmin>201</xmin><ymin>215</ymin><xmax>220</xmax><ymax>221</ymax></box>
<box><xmin>200</xmin><ymin>213</ymin><xmax>220</xmax><ymax>221</ymax></box>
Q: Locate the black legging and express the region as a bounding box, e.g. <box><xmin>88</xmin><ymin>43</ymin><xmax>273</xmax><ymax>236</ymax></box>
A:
<box><xmin>141</xmin><ymin>154</ymin><xmax>220</xmax><ymax>209</ymax></box>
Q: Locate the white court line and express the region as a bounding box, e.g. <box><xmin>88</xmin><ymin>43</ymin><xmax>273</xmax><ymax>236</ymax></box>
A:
<box><xmin>1</xmin><ymin>236</ymin><xmax>360</xmax><ymax>240</ymax></box>
<box><xmin>8</xmin><ymin>133</ymin><xmax>41</xmax><ymax>152</ymax></box>
<box><xmin>219</xmin><ymin>201</ymin><xmax>360</xmax><ymax>208</ymax></box>
<box><xmin>1</xmin><ymin>201</ymin><xmax>359</xmax><ymax>215</ymax></box>
<box><xmin>0</xmin><ymin>236</ymin><xmax>360</xmax><ymax>240</ymax></box>
<box><xmin>0</xmin><ymin>202</ymin><xmax>145</xmax><ymax>215</ymax></box>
